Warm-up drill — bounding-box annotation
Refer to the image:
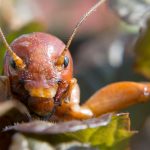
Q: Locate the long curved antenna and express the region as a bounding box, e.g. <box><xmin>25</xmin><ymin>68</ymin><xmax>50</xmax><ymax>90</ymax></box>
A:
<box><xmin>56</xmin><ymin>0</ymin><xmax>106</xmax><ymax>66</ymax></box>
<box><xmin>66</xmin><ymin>0</ymin><xmax>106</xmax><ymax>51</ymax></box>
<box><xmin>0</xmin><ymin>28</ymin><xmax>26</xmax><ymax>69</ymax></box>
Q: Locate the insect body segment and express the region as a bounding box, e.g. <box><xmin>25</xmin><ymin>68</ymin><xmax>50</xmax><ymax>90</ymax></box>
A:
<box><xmin>3</xmin><ymin>0</ymin><xmax>149</xmax><ymax>121</ymax></box>
<box><xmin>2</xmin><ymin>32</ymin><xmax>74</xmax><ymax>117</ymax></box>
<box><xmin>1</xmin><ymin>32</ymin><xmax>150</xmax><ymax>120</ymax></box>
<box><xmin>0</xmin><ymin>0</ymin><xmax>108</xmax><ymax>119</ymax></box>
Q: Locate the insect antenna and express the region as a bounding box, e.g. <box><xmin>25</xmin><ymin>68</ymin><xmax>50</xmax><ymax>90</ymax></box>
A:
<box><xmin>0</xmin><ymin>28</ymin><xmax>26</xmax><ymax>69</ymax></box>
<box><xmin>56</xmin><ymin>0</ymin><xmax>106</xmax><ymax>66</ymax></box>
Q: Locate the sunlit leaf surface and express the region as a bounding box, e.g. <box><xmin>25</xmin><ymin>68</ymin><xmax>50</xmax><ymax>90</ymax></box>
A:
<box><xmin>5</xmin><ymin>113</ymin><xmax>134</xmax><ymax>150</ymax></box>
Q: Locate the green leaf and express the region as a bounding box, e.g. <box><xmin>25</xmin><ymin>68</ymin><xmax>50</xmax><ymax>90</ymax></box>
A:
<box><xmin>67</xmin><ymin>114</ymin><xmax>134</xmax><ymax>150</ymax></box>
<box><xmin>5</xmin><ymin>113</ymin><xmax>134</xmax><ymax>150</ymax></box>
<box><xmin>134</xmin><ymin>19</ymin><xmax>150</xmax><ymax>79</ymax></box>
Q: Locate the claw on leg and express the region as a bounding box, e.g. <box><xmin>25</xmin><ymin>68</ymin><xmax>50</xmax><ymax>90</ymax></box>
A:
<box><xmin>64</xmin><ymin>78</ymin><xmax>77</xmax><ymax>103</ymax></box>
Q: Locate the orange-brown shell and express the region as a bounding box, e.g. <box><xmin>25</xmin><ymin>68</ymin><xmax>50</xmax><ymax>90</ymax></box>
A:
<box><xmin>4</xmin><ymin>32</ymin><xmax>73</xmax><ymax>82</ymax></box>
<box><xmin>3</xmin><ymin>32</ymin><xmax>73</xmax><ymax>104</ymax></box>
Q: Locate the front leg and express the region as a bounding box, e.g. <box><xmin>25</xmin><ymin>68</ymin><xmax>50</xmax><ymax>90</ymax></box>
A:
<box><xmin>55</xmin><ymin>81</ymin><xmax>93</xmax><ymax>121</ymax></box>
<box><xmin>82</xmin><ymin>81</ymin><xmax>150</xmax><ymax>117</ymax></box>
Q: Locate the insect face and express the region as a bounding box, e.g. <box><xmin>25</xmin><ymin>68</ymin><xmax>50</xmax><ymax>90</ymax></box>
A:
<box><xmin>3</xmin><ymin>32</ymin><xmax>73</xmax><ymax>115</ymax></box>
<box><xmin>1</xmin><ymin>0</ymin><xmax>107</xmax><ymax>119</ymax></box>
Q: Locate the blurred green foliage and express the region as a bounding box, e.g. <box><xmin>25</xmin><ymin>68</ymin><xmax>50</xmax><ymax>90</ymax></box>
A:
<box><xmin>134</xmin><ymin>19</ymin><xmax>150</xmax><ymax>79</ymax></box>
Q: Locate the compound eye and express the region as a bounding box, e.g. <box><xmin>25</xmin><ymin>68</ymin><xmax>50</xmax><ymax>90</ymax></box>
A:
<box><xmin>64</xmin><ymin>56</ymin><xmax>69</xmax><ymax>68</ymax></box>
<box><xmin>10</xmin><ymin>60</ymin><xmax>16</xmax><ymax>69</ymax></box>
